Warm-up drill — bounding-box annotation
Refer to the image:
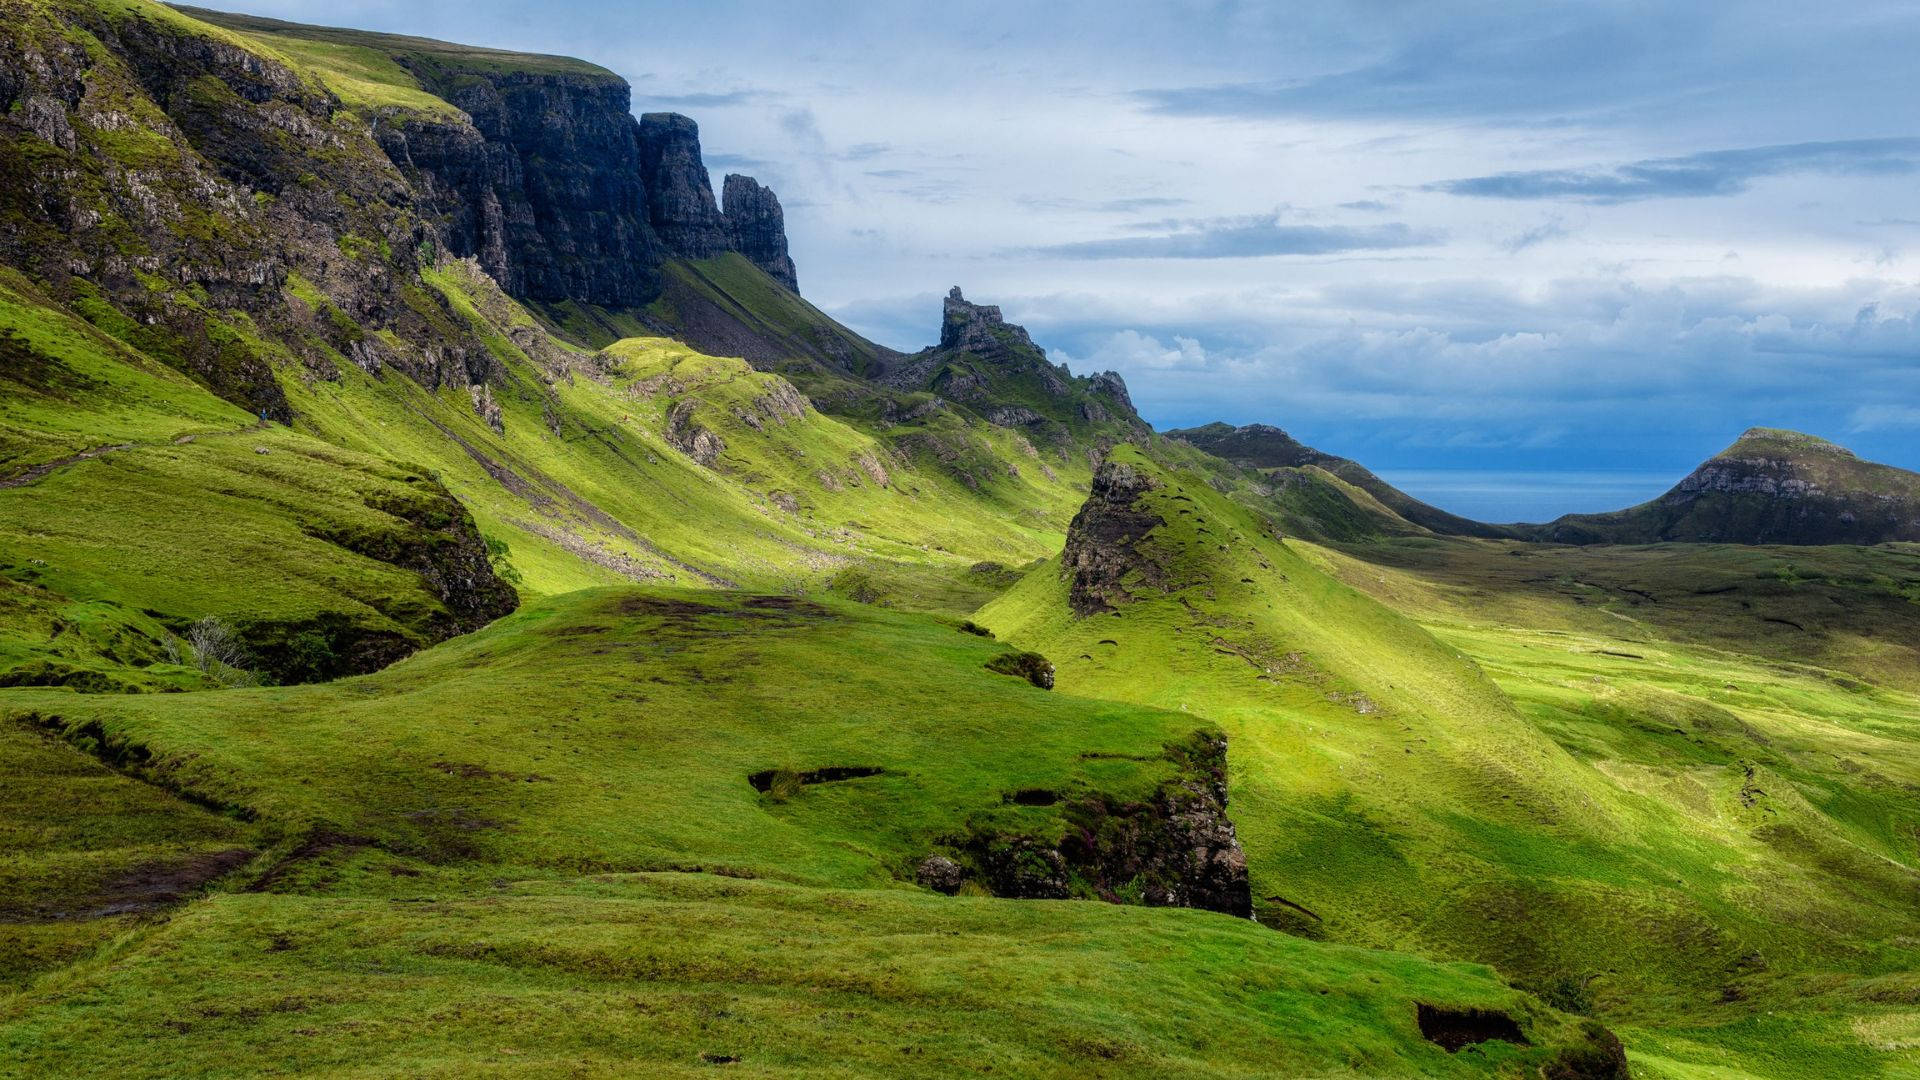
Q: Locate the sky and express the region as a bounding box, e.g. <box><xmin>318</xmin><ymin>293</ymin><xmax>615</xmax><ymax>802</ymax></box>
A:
<box><xmin>196</xmin><ymin>0</ymin><xmax>1920</xmax><ymax>519</ymax></box>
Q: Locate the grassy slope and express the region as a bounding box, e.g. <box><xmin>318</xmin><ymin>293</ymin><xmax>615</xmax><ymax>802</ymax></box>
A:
<box><xmin>174</xmin><ymin>4</ymin><xmax>613</xmax><ymax>81</ymax></box>
<box><xmin>0</xmin><ymin>273</ymin><xmax>511</xmax><ymax>691</ymax></box>
<box><xmin>0</xmin><ymin>588</ymin><xmax>1617</xmax><ymax>1077</ymax></box>
<box><xmin>978</xmin><ymin>448</ymin><xmax>1920</xmax><ymax>1079</ymax></box>
<box><xmin>2</xmin><ymin>589</ymin><xmax>1207</xmax><ymax>887</ymax></box>
<box><xmin>1310</xmin><ymin>539</ymin><xmax>1920</xmax><ymax>1079</ymax></box>
<box><xmin>280</xmin><ymin>260</ymin><xmax>1087</xmax><ymax>605</ymax></box>
<box><xmin>0</xmin><ymin>876</ymin><xmax>1606</xmax><ymax>1079</ymax></box>
<box><xmin>0</xmin><ymin>722</ymin><xmax>252</xmax><ymax>988</ymax></box>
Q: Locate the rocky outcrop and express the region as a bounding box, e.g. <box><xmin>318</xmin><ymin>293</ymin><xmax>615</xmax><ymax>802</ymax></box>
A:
<box><xmin>915</xmin><ymin>854</ymin><xmax>966</xmax><ymax>894</ymax></box>
<box><xmin>940</xmin><ymin>286</ymin><xmax>1034</xmax><ymax>358</ymax></box>
<box><xmin>723</xmin><ymin>174</ymin><xmax>797</xmax><ymax>291</ymax></box>
<box><xmin>877</xmin><ymin>287</ymin><xmax>1148</xmax><ymax>452</ymax></box>
<box><xmin>1061</xmin><ymin>460</ymin><xmax>1165</xmax><ymax>615</ymax></box>
<box><xmin>638</xmin><ymin>112</ymin><xmax>729</xmax><ymax>258</ymax></box>
<box><xmin>665</xmin><ymin>400</ymin><xmax>726</xmax><ymax>466</ymax></box>
<box><xmin>932</xmin><ymin>730</ymin><xmax>1252</xmax><ymax>918</ymax></box>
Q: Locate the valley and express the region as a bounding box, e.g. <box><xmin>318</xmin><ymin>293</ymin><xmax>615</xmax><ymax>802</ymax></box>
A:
<box><xmin>1</xmin><ymin>3</ymin><xmax>1917</xmax><ymax>1077</ymax></box>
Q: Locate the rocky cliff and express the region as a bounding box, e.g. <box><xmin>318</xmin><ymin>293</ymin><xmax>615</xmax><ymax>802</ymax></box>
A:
<box><xmin>377</xmin><ymin>67</ymin><xmax>664</xmax><ymax>307</ymax></box>
<box><xmin>882</xmin><ymin>287</ymin><xmax>1146</xmax><ymax>448</ymax></box>
<box><xmin>1533</xmin><ymin>427</ymin><xmax>1920</xmax><ymax>545</ymax></box>
<box><xmin>722</xmin><ymin>174</ymin><xmax>797</xmax><ymax>291</ymax></box>
<box><xmin>179</xmin><ymin>9</ymin><xmax>803</xmax><ymax>310</ymax></box>
<box><xmin>637</xmin><ymin>111</ymin><xmax>730</xmax><ymax>259</ymax></box>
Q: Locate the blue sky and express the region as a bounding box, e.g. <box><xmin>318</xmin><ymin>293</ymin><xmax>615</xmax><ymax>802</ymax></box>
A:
<box><xmin>195</xmin><ymin>0</ymin><xmax>1920</xmax><ymax>518</ymax></box>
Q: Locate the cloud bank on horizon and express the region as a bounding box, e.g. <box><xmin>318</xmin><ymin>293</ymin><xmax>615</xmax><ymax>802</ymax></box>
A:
<box><xmin>190</xmin><ymin>0</ymin><xmax>1920</xmax><ymax>510</ymax></box>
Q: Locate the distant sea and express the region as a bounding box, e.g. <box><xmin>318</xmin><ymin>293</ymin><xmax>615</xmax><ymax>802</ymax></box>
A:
<box><xmin>1372</xmin><ymin>470</ymin><xmax>1680</xmax><ymax>525</ymax></box>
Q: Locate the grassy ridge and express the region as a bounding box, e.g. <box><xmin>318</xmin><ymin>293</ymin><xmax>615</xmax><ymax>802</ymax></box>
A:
<box><xmin>280</xmin><ymin>259</ymin><xmax>1088</xmax><ymax>603</ymax></box>
<box><xmin>2</xmin><ymin>589</ymin><xmax>1203</xmax><ymax>888</ymax></box>
<box><xmin>978</xmin><ymin>448</ymin><xmax>1920</xmax><ymax>1078</ymax></box>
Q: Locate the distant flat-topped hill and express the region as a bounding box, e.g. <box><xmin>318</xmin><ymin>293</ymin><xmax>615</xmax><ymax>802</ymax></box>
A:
<box><xmin>1530</xmin><ymin>427</ymin><xmax>1920</xmax><ymax>545</ymax></box>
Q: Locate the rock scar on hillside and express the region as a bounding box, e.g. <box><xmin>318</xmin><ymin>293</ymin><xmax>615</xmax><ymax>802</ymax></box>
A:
<box><xmin>1060</xmin><ymin>460</ymin><xmax>1166</xmax><ymax>616</ymax></box>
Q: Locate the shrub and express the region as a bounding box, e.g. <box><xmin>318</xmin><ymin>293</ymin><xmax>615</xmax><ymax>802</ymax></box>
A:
<box><xmin>985</xmin><ymin>651</ymin><xmax>1054</xmax><ymax>689</ymax></box>
<box><xmin>187</xmin><ymin>616</ymin><xmax>258</xmax><ymax>688</ymax></box>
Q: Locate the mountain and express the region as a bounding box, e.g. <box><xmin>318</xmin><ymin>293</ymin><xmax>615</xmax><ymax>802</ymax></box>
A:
<box><xmin>1531</xmin><ymin>427</ymin><xmax>1920</xmax><ymax>545</ymax></box>
<box><xmin>4</xmin><ymin>4</ymin><xmax>1919</xmax><ymax>1078</ymax></box>
<box><xmin>1167</xmin><ymin>422</ymin><xmax>1517</xmax><ymax>539</ymax></box>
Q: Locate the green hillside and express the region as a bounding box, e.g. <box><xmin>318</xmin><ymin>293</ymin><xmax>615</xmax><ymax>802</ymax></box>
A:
<box><xmin>0</xmin><ymin>588</ymin><xmax>1627</xmax><ymax>1077</ymax></box>
<box><xmin>979</xmin><ymin>448</ymin><xmax>1920</xmax><ymax>1078</ymax></box>
<box><xmin>3</xmin><ymin>2</ymin><xmax>1919</xmax><ymax>1077</ymax></box>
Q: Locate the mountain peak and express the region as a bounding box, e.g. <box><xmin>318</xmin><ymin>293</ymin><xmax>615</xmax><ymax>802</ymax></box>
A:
<box><xmin>940</xmin><ymin>285</ymin><xmax>1034</xmax><ymax>355</ymax></box>
<box><xmin>1726</xmin><ymin>426</ymin><xmax>1856</xmax><ymax>459</ymax></box>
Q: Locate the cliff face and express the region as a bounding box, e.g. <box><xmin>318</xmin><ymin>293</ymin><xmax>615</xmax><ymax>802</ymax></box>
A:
<box><xmin>638</xmin><ymin>112</ymin><xmax>730</xmax><ymax>259</ymax></box>
<box><xmin>722</xmin><ymin>174</ymin><xmax>797</xmax><ymax>291</ymax></box>
<box><xmin>171</xmin><ymin>8</ymin><xmax>803</xmax><ymax>314</ymax></box>
<box><xmin>0</xmin><ymin>2</ymin><xmax>443</xmax><ymax>417</ymax></box>
<box><xmin>378</xmin><ymin>69</ymin><xmax>664</xmax><ymax>307</ymax></box>
<box><xmin>376</xmin><ymin>86</ymin><xmax>799</xmax><ymax>308</ymax></box>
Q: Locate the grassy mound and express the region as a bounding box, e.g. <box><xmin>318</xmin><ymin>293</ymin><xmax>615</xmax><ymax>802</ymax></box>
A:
<box><xmin>979</xmin><ymin>447</ymin><xmax>1920</xmax><ymax>1077</ymax></box>
<box><xmin>0</xmin><ymin>587</ymin><xmax>1626</xmax><ymax>1076</ymax></box>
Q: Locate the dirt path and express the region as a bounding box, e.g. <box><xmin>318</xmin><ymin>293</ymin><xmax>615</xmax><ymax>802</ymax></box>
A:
<box><xmin>0</xmin><ymin>443</ymin><xmax>133</xmax><ymax>489</ymax></box>
<box><xmin>0</xmin><ymin>424</ymin><xmax>262</xmax><ymax>490</ymax></box>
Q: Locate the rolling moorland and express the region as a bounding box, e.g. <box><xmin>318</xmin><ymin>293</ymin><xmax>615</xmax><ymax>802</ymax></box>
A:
<box><xmin>1</xmin><ymin>2</ymin><xmax>1918</xmax><ymax>1077</ymax></box>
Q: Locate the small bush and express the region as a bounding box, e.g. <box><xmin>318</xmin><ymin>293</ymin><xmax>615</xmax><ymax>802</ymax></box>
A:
<box><xmin>187</xmin><ymin>616</ymin><xmax>257</xmax><ymax>687</ymax></box>
<box><xmin>284</xmin><ymin>630</ymin><xmax>336</xmax><ymax>683</ymax></box>
<box><xmin>1535</xmin><ymin>974</ymin><xmax>1596</xmax><ymax>1017</ymax></box>
<box><xmin>985</xmin><ymin>651</ymin><xmax>1054</xmax><ymax>689</ymax></box>
<box><xmin>484</xmin><ymin>535</ymin><xmax>523</xmax><ymax>586</ymax></box>
<box><xmin>958</xmin><ymin>620</ymin><xmax>994</xmax><ymax>638</ymax></box>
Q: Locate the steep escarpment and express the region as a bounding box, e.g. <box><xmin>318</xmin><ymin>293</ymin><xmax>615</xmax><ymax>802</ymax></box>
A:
<box><xmin>1533</xmin><ymin>427</ymin><xmax>1920</xmax><ymax>544</ymax></box>
<box><xmin>0</xmin><ymin>0</ymin><xmax>438</xmax><ymax>416</ymax></box>
<box><xmin>181</xmin><ymin>7</ymin><xmax>803</xmax><ymax>313</ymax></box>
<box><xmin>377</xmin><ymin>65</ymin><xmax>665</xmax><ymax>307</ymax></box>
